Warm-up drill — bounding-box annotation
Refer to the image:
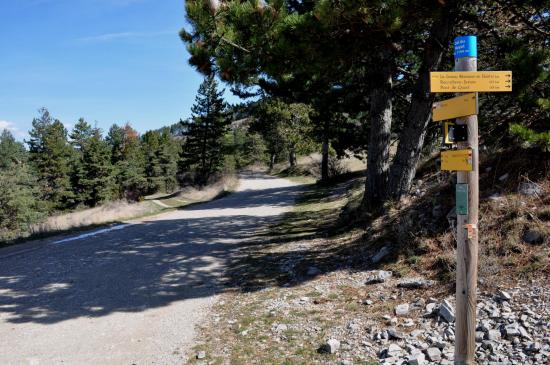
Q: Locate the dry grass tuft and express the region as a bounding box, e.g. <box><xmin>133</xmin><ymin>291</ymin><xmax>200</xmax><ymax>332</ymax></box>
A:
<box><xmin>176</xmin><ymin>174</ymin><xmax>239</xmax><ymax>203</ymax></box>
<box><xmin>31</xmin><ymin>201</ymin><xmax>160</xmax><ymax>235</ymax></box>
<box><xmin>30</xmin><ymin>174</ymin><xmax>239</xmax><ymax>238</ymax></box>
<box><xmin>272</xmin><ymin>152</ymin><xmax>366</xmax><ymax>181</ymax></box>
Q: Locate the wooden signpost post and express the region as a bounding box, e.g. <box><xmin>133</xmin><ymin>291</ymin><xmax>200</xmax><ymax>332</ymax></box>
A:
<box><xmin>430</xmin><ymin>35</ymin><xmax>512</xmax><ymax>365</ymax></box>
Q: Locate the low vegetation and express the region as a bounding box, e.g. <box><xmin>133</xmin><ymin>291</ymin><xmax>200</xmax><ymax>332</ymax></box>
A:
<box><xmin>28</xmin><ymin>175</ymin><xmax>238</xmax><ymax>240</ymax></box>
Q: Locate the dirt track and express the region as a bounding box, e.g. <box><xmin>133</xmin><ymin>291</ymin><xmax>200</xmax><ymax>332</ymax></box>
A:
<box><xmin>0</xmin><ymin>173</ymin><xmax>304</xmax><ymax>365</ymax></box>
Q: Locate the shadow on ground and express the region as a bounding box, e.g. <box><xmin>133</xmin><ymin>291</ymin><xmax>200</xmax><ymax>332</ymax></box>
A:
<box><xmin>0</xmin><ymin>180</ymin><xmax>310</xmax><ymax>325</ymax></box>
<box><xmin>0</xmin><ymin>169</ymin><xmax>454</xmax><ymax>326</ymax></box>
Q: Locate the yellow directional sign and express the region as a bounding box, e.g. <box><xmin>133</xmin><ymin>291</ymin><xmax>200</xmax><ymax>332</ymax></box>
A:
<box><xmin>441</xmin><ymin>149</ymin><xmax>473</xmax><ymax>171</ymax></box>
<box><xmin>433</xmin><ymin>93</ymin><xmax>477</xmax><ymax>121</ymax></box>
<box><xmin>430</xmin><ymin>71</ymin><xmax>512</xmax><ymax>92</ymax></box>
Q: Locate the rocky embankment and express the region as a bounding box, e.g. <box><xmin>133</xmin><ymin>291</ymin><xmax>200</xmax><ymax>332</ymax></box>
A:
<box><xmin>191</xmin><ymin>266</ymin><xmax>549</xmax><ymax>365</ymax></box>
<box><xmin>324</xmin><ymin>271</ymin><xmax>549</xmax><ymax>365</ymax></box>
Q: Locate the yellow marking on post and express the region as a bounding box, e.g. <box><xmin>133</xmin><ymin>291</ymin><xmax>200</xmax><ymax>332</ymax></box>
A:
<box><xmin>433</xmin><ymin>93</ymin><xmax>477</xmax><ymax>121</ymax></box>
<box><xmin>441</xmin><ymin>149</ymin><xmax>473</xmax><ymax>171</ymax></box>
<box><xmin>430</xmin><ymin>71</ymin><xmax>512</xmax><ymax>92</ymax></box>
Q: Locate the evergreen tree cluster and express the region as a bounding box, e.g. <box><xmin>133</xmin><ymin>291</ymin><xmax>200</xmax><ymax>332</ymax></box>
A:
<box><xmin>0</xmin><ymin>75</ymin><xmax>278</xmax><ymax>241</ymax></box>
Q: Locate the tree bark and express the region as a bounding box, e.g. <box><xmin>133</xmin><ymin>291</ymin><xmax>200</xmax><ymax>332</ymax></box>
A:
<box><xmin>269</xmin><ymin>153</ymin><xmax>275</xmax><ymax>170</ymax></box>
<box><xmin>389</xmin><ymin>1</ymin><xmax>459</xmax><ymax>199</ymax></box>
<box><xmin>362</xmin><ymin>47</ymin><xmax>393</xmax><ymax>210</ymax></box>
<box><xmin>321</xmin><ymin>138</ymin><xmax>329</xmax><ymax>181</ymax></box>
<box><xmin>289</xmin><ymin>146</ymin><xmax>296</xmax><ymax>167</ymax></box>
<box><xmin>321</xmin><ymin>117</ymin><xmax>330</xmax><ymax>182</ymax></box>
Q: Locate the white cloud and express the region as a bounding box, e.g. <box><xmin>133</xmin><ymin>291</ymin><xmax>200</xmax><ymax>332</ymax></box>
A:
<box><xmin>0</xmin><ymin>120</ymin><xmax>26</xmax><ymax>139</ymax></box>
<box><xmin>77</xmin><ymin>30</ymin><xmax>176</xmax><ymax>43</ymax></box>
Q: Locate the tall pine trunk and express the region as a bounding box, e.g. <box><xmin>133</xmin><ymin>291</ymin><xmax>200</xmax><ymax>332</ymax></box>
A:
<box><xmin>321</xmin><ymin>140</ymin><xmax>329</xmax><ymax>181</ymax></box>
<box><xmin>200</xmin><ymin>119</ymin><xmax>209</xmax><ymax>186</ymax></box>
<box><xmin>389</xmin><ymin>1</ymin><xmax>458</xmax><ymax>199</ymax></box>
<box><xmin>269</xmin><ymin>153</ymin><xmax>275</xmax><ymax>170</ymax></box>
<box><xmin>288</xmin><ymin>145</ymin><xmax>297</xmax><ymax>167</ymax></box>
<box><xmin>321</xmin><ymin>118</ymin><xmax>329</xmax><ymax>182</ymax></box>
<box><xmin>362</xmin><ymin>47</ymin><xmax>393</xmax><ymax>210</ymax></box>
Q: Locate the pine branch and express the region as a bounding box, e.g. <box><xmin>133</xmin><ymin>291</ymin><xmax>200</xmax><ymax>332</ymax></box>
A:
<box><xmin>495</xmin><ymin>0</ymin><xmax>550</xmax><ymax>37</ymax></box>
<box><xmin>221</xmin><ymin>37</ymin><xmax>250</xmax><ymax>53</ymax></box>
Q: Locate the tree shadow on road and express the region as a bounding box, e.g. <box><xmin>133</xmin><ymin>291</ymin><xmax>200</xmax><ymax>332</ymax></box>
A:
<box><xmin>0</xmin><ymin>183</ymin><xmax>309</xmax><ymax>325</ymax></box>
<box><xmin>0</xmin><ymin>172</ymin><xmax>450</xmax><ymax>326</ymax></box>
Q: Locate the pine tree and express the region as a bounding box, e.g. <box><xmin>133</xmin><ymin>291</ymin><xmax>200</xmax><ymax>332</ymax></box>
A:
<box><xmin>70</xmin><ymin>118</ymin><xmax>94</xmax><ymax>151</ymax></box>
<box><xmin>107</xmin><ymin>123</ymin><xmax>148</xmax><ymax>201</ymax></box>
<box><xmin>80</xmin><ymin>128</ymin><xmax>115</xmax><ymax>206</ymax></box>
<box><xmin>142</xmin><ymin>129</ymin><xmax>180</xmax><ymax>194</ymax></box>
<box><xmin>27</xmin><ymin>108</ymin><xmax>75</xmax><ymax>211</ymax></box>
<box><xmin>158</xmin><ymin>128</ymin><xmax>179</xmax><ymax>192</ymax></box>
<box><xmin>142</xmin><ymin>130</ymin><xmax>164</xmax><ymax>193</ymax></box>
<box><xmin>180</xmin><ymin>75</ymin><xmax>229</xmax><ymax>185</ymax></box>
<box><xmin>0</xmin><ymin>129</ymin><xmax>26</xmax><ymax>169</ymax></box>
<box><xmin>70</xmin><ymin>118</ymin><xmax>94</xmax><ymax>205</ymax></box>
<box><xmin>0</xmin><ymin>130</ymin><xmax>44</xmax><ymax>241</ymax></box>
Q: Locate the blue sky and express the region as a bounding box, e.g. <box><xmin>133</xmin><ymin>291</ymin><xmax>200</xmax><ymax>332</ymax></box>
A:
<box><xmin>0</xmin><ymin>0</ymin><xmax>239</xmax><ymax>140</ymax></box>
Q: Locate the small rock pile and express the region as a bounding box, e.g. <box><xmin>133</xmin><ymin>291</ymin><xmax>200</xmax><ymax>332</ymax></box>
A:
<box><xmin>370</xmin><ymin>287</ymin><xmax>549</xmax><ymax>364</ymax></box>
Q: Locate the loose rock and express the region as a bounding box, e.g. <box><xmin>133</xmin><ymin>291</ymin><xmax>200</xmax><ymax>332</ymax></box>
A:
<box><xmin>397</xmin><ymin>277</ymin><xmax>436</xmax><ymax>289</ymax></box>
<box><xmin>381</xmin><ymin>343</ymin><xmax>403</xmax><ymax>358</ymax></box>
<box><xmin>523</xmin><ymin>230</ymin><xmax>543</xmax><ymax>245</ymax></box>
<box><xmin>395</xmin><ymin>303</ymin><xmax>410</xmax><ymax>316</ymax></box>
<box><xmin>487</xmin><ymin>329</ymin><xmax>501</xmax><ymax>341</ymax></box>
<box><xmin>366</xmin><ymin>270</ymin><xmax>393</xmax><ymax>284</ymax></box>
<box><xmin>439</xmin><ymin>300</ymin><xmax>455</xmax><ymax>323</ymax></box>
<box><xmin>504</xmin><ymin>323</ymin><xmax>521</xmax><ymax>338</ymax></box>
<box><xmin>372</xmin><ymin>245</ymin><xmax>391</xmax><ymax>264</ymax></box>
<box><xmin>497</xmin><ymin>290</ymin><xmax>512</xmax><ymax>301</ymax></box>
<box><xmin>387</xmin><ymin>328</ymin><xmax>404</xmax><ymax>340</ymax></box>
<box><xmin>518</xmin><ymin>182</ymin><xmax>542</xmax><ymax>196</ymax></box>
<box><xmin>319</xmin><ymin>338</ymin><xmax>340</xmax><ymax>354</ymax></box>
<box><xmin>426</xmin><ymin>347</ymin><xmax>442</xmax><ymax>362</ymax></box>
<box><xmin>274</xmin><ymin>323</ymin><xmax>288</xmax><ymax>332</ymax></box>
<box><xmin>409</xmin><ymin>352</ymin><xmax>426</xmax><ymax>365</ymax></box>
<box><xmin>499</xmin><ymin>173</ymin><xmax>509</xmax><ymax>181</ymax></box>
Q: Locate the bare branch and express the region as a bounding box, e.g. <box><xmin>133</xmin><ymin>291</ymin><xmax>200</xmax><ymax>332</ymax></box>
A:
<box><xmin>221</xmin><ymin>37</ymin><xmax>251</xmax><ymax>53</ymax></box>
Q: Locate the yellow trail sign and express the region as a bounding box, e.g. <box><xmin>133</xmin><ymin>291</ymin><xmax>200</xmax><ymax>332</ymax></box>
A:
<box><xmin>433</xmin><ymin>93</ymin><xmax>477</xmax><ymax>122</ymax></box>
<box><xmin>430</xmin><ymin>71</ymin><xmax>512</xmax><ymax>92</ymax></box>
<box><xmin>441</xmin><ymin>149</ymin><xmax>473</xmax><ymax>171</ymax></box>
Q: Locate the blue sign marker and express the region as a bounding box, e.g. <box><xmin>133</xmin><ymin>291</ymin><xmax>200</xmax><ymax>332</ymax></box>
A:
<box><xmin>454</xmin><ymin>36</ymin><xmax>477</xmax><ymax>59</ymax></box>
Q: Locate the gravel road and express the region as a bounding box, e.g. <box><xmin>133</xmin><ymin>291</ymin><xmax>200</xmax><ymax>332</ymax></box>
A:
<box><xmin>0</xmin><ymin>173</ymin><xmax>304</xmax><ymax>365</ymax></box>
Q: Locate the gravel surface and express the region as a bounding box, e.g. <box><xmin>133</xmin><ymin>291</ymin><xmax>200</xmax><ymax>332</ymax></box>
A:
<box><xmin>0</xmin><ymin>173</ymin><xmax>304</xmax><ymax>365</ymax></box>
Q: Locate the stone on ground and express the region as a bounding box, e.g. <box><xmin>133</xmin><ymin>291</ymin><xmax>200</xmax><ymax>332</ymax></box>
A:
<box><xmin>397</xmin><ymin>277</ymin><xmax>435</xmax><ymax>289</ymax></box>
<box><xmin>409</xmin><ymin>351</ymin><xmax>426</xmax><ymax>365</ymax></box>
<box><xmin>319</xmin><ymin>338</ymin><xmax>340</xmax><ymax>354</ymax></box>
<box><xmin>372</xmin><ymin>245</ymin><xmax>391</xmax><ymax>263</ymax></box>
<box><xmin>366</xmin><ymin>270</ymin><xmax>393</xmax><ymax>284</ymax></box>
<box><xmin>426</xmin><ymin>347</ymin><xmax>442</xmax><ymax>362</ymax></box>
<box><xmin>439</xmin><ymin>300</ymin><xmax>455</xmax><ymax>322</ymax></box>
<box><xmin>395</xmin><ymin>303</ymin><xmax>410</xmax><ymax>316</ymax></box>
